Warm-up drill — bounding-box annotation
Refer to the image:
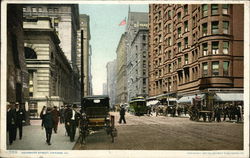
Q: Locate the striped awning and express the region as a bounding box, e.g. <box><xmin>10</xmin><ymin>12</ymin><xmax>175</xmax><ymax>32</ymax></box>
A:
<box><xmin>215</xmin><ymin>93</ymin><xmax>243</xmax><ymax>101</ymax></box>
<box><xmin>177</xmin><ymin>94</ymin><xmax>204</xmax><ymax>103</ymax></box>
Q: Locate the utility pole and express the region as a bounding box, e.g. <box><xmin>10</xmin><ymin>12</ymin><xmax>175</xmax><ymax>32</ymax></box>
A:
<box><xmin>81</xmin><ymin>29</ymin><xmax>84</xmax><ymax>103</ymax></box>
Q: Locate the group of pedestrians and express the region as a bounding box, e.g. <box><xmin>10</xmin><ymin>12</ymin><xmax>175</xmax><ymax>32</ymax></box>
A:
<box><xmin>188</xmin><ymin>103</ymin><xmax>243</xmax><ymax>122</ymax></box>
<box><xmin>40</xmin><ymin>104</ymin><xmax>81</xmax><ymax>145</ymax></box>
<box><xmin>153</xmin><ymin>105</ymin><xmax>185</xmax><ymax>117</ymax></box>
<box><xmin>213</xmin><ymin>104</ymin><xmax>243</xmax><ymax>122</ymax></box>
<box><xmin>7</xmin><ymin>102</ymin><xmax>26</xmax><ymax>145</ymax></box>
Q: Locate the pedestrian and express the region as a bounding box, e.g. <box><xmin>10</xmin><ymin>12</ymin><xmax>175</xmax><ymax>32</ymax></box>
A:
<box><xmin>223</xmin><ymin>104</ymin><xmax>229</xmax><ymax>121</ymax></box>
<box><xmin>228</xmin><ymin>104</ymin><xmax>233</xmax><ymax>120</ymax></box>
<box><xmin>155</xmin><ymin>106</ymin><xmax>159</xmax><ymax>116</ymax></box>
<box><xmin>184</xmin><ymin>105</ymin><xmax>188</xmax><ymax>116</ymax></box>
<box><xmin>236</xmin><ymin>105</ymin><xmax>242</xmax><ymax>123</ymax></box>
<box><xmin>172</xmin><ymin>106</ymin><xmax>176</xmax><ymax>117</ymax></box>
<box><xmin>119</xmin><ymin>105</ymin><xmax>126</xmax><ymax>124</ymax></box>
<box><xmin>59</xmin><ymin>105</ymin><xmax>65</xmax><ymax>124</ymax></box>
<box><xmin>15</xmin><ymin>102</ymin><xmax>26</xmax><ymax>140</ymax></box>
<box><xmin>147</xmin><ymin>106</ymin><xmax>152</xmax><ymax>116</ymax></box>
<box><xmin>13</xmin><ymin>103</ymin><xmax>18</xmax><ymax>141</ymax></box>
<box><xmin>51</xmin><ymin>106</ymin><xmax>60</xmax><ymax>133</ymax></box>
<box><xmin>208</xmin><ymin>111</ymin><xmax>212</xmax><ymax>122</ymax></box>
<box><xmin>177</xmin><ymin>107</ymin><xmax>181</xmax><ymax>116</ymax></box>
<box><xmin>64</xmin><ymin>104</ymin><xmax>72</xmax><ymax>137</ymax></box>
<box><xmin>41</xmin><ymin>107</ymin><xmax>54</xmax><ymax>145</ymax></box>
<box><xmin>69</xmin><ymin>104</ymin><xmax>79</xmax><ymax>142</ymax></box>
<box><xmin>231</xmin><ymin>105</ymin><xmax>237</xmax><ymax>120</ymax></box>
<box><xmin>215</xmin><ymin>106</ymin><xmax>222</xmax><ymax>122</ymax></box>
<box><xmin>7</xmin><ymin>103</ymin><xmax>17</xmax><ymax>145</ymax></box>
<box><xmin>164</xmin><ymin>106</ymin><xmax>168</xmax><ymax>116</ymax></box>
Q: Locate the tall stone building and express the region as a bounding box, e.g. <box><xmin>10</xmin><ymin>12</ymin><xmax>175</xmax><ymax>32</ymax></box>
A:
<box><xmin>77</xmin><ymin>14</ymin><xmax>91</xmax><ymax>96</ymax></box>
<box><xmin>7</xmin><ymin>5</ymin><xmax>29</xmax><ymax>104</ymax></box>
<box><xmin>148</xmin><ymin>4</ymin><xmax>243</xmax><ymax>107</ymax></box>
<box><xmin>106</xmin><ymin>60</ymin><xmax>117</xmax><ymax>108</ymax></box>
<box><xmin>115</xmin><ymin>33</ymin><xmax>127</xmax><ymax>105</ymax></box>
<box><xmin>126</xmin><ymin>10</ymin><xmax>149</xmax><ymax>102</ymax></box>
<box><xmin>23</xmin><ymin>17</ymin><xmax>80</xmax><ymax>117</ymax></box>
<box><xmin>23</xmin><ymin>4</ymin><xmax>80</xmax><ymax>72</ymax></box>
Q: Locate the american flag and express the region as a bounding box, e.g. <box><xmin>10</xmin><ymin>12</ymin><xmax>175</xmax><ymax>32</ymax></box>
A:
<box><xmin>119</xmin><ymin>18</ymin><xmax>126</xmax><ymax>26</ymax></box>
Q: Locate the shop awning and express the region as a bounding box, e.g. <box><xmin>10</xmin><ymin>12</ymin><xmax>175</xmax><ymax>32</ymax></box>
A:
<box><xmin>177</xmin><ymin>94</ymin><xmax>204</xmax><ymax>103</ymax></box>
<box><xmin>215</xmin><ymin>93</ymin><xmax>243</xmax><ymax>101</ymax></box>
<box><xmin>146</xmin><ymin>100</ymin><xmax>159</xmax><ymax>106</ymax></box>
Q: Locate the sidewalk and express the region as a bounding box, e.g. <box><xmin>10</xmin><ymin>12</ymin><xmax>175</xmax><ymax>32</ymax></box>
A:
<box><xmin>7</xmin><ymin>120</ymin><xmax>79</xmax><ymax>150</ymax></box>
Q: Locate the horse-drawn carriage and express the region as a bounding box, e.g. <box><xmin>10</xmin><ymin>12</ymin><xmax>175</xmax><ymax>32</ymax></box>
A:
<box><xmin>188</xmin><ymin>97</ymin><xmax>213</xmax><ymax>122</ymax></box>
<box><xmin>78</xmin><ymin>95</ymin><xmax>117</xmax><ymax>145</ymax></box>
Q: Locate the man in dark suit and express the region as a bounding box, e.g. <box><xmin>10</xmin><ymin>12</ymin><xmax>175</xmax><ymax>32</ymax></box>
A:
<box><xmin>64</xmin><ymin>104</ymin><xmax>72</xmax><ymax>137</ymax></box>
<box><xmin>15</xmin><ymin>102</ymin><xmax>26</xmax><ymax>140</ymax></box>
<box><xmin>7</xmin><ymin>103</ymin><xmax>17</xmax><ymax>145</ymax></box>
<box><xmin>41</xmin><ymin>107</ymin><xmax>54</xmax><ymax>145</ymax></box>
<box><xmin>119</xmin><ymin>106</ymin><xmax>126</xmax><ymax>124</ymax></box>
<box><xmin>51</xmin><ymin>106</ymin><xmax>60</xmax><ymax>133</ymax></box>
<box><xmin>69</xmin><ymin>104</ymin><xmax>80</xmax><ymax>142</ymax></box>
<box><xmin>59</xmin><ymin>105</ymin><xmax>65</xmax><ymax>124</ymax></box>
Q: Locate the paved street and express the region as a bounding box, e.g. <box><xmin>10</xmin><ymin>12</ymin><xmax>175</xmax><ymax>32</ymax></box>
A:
<box><xmin>74</xmin><ymin>112</ymin><xmax>243</xmax><ymax>150</ymax></box>
<box><xmin>7</xmin><ymin>120</ymin><xmax>78</xmax><ymax>150</ymax></box>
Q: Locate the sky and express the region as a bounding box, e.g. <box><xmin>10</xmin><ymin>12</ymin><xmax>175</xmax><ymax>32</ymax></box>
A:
<box><xmin>79</xmin><ymin>4</ymin><xmax>149</xmax><ymax>95</ymax></box>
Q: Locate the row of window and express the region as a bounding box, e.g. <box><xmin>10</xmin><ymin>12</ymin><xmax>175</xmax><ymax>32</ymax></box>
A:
<box><xmin>202</xmin><ymin>4</ymin><xmax>229</xmax><ymax>17</ymax></box>
<box><xmin>202</xmin><ymin>41</ymin><xmax>229</xmax><ymax>55</ymax></box>
<box><xmin>202</xmin><ymin>21</ymin><xmax>229</xmax><ymax>35</ymax></box>
<box><xmin>23</xmin><ymin>7</ymin><xmax>59</xmax><ymax>13</ymax></box>
<box><xmin>154</xmin><ymin>20</ymin><xmax>230</xmax><ymax>50</ymax></box>
<box><xmin>154</xmin><ymin>5</ymin><xmax>230</xmax><ymax>35</ymax></box>
<box><xmin>153</xmin><ymin>55</ymin><xmax>230</xmax><ymax>77</ymax></box>
<box><xmin>158</xmin><ymin>4</ymin><xmax>229</xmax><ymax>23</ymax></box>
<box><xmin>202</xmin><ymin>61</ymin><xmax>229</xmax><ymax>76</ymax></box>
<box><xmin>152</xmin><ymin>40</ymin><xmax>229</xmax><ymax>72</ymax></box>
<box><xmin>154</xmin><ymin>38</ymin><xmax>229</xmax><ymax>58</ymax></box>
<box><xmin>151</xmin><ymin>60</ymin><xmax>230</xmax><ymax>88</ymax></box>
<box><xmin>164</xmin><ymin>20</ymin><xmax>229</xmax><ymax>41</ymax></box>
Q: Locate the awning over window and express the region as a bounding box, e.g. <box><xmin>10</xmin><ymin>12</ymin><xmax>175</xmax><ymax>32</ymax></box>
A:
<box><xmin>177</xmin><ymin>94</ymin><xmax>204</xmax><ymax>103</ymax></box>
<box><xmin>215</xmin><ymin>93</ymin><xmax>243</xmax><ymax>101</ymax></box>
<box><xmin>146</xmin><ymin>100</ymin><xmax>159</xmax><ymax>106</ymax></box>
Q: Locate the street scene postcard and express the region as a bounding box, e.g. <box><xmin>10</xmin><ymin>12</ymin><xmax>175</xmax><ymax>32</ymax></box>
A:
<box><xmin>0</xmin><ymin>0</ymin><xmax>249</xmax><ymax>158</ymax></box>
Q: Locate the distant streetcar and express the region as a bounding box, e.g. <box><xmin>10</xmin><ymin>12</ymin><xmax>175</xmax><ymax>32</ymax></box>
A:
<box><xmin>129</xmin><ymin>96</ymin><xmax>147</xmax><ymax>116</ymax></box>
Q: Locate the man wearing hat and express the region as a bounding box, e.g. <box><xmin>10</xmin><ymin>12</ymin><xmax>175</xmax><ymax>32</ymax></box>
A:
<box><xmin>15</xmin><ymin>102</ymin><xmax>26</xmax><ymax>140</ymax></box>
<box><xmin>51</xmin><ymin>106</ymin><xmax>60</xmax><ymax>133</ymax></box>
<box><xmin>59</xmin><ymin>105</ymin><xmax>65</xmax><ymax>124</ymax></box>
<box><xmin>41</xmin><ymin>107</ymin><xmax>54</xmax><ymax>145</ymax></box>
<box><xmin>7</xmin><ymin>102</ymin><xmax>17</xmax><ymax>145</ymax></box>
<box><xmin>69</xmin><ymin>104</ymin><xmax>79</xmax><ymax>142</ymax></box>
<box><xmin>119</xmin><ymin>104</ymin><xmax>126</xmax><ymax>124</ymax></box>
<box><xmin>64</xmin><ymin>104</ymin><xmax>72</xmax><ymax>137</ymax></box>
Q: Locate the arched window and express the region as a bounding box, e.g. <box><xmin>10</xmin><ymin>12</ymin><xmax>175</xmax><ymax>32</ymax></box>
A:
<box><xmin>24</xmin><ymin>47</ymin><xmax>37</xmax><ymax>59</ymax></box>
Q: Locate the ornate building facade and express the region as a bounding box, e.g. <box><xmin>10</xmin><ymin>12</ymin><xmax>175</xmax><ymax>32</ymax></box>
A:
<box><xmin>115</xmin><ymin>33</ymin><xmax>127</xmax><ymax>105</ymax></box>
<box><xmin>23</xmin><ymin>4</ymin><xmax>80</xmax><ymax>72</ymax></box>
<box><xmin>148</xmin><ymin>4</ymin><xmax>243</xmax><ymax>107</ymax></box>
<box><xmin>126</xmin><ymin>11</ymin><xmax>149</xmax><ymax>102</ymax></box>
<box><xmin>23</xmin><ymin>18</ymin><xmax>80</xmax><ymax>117</ymax></box>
